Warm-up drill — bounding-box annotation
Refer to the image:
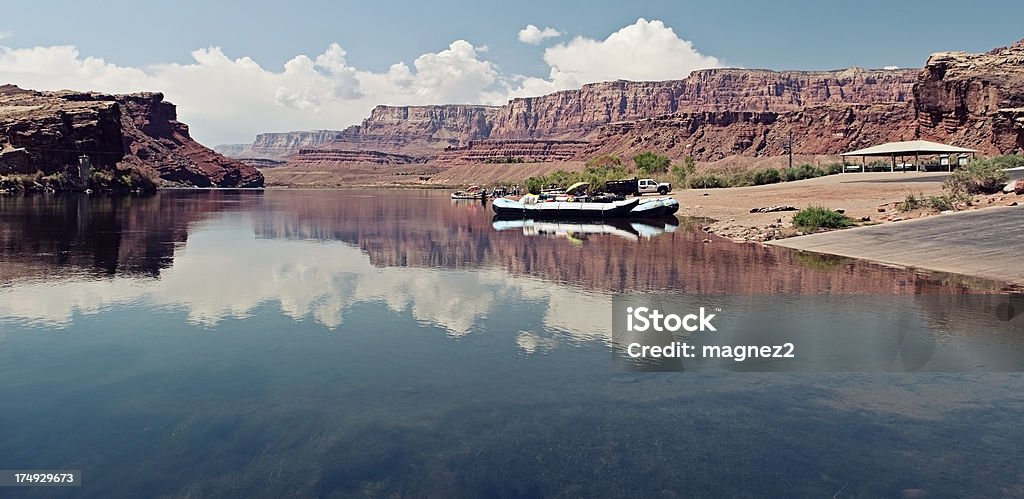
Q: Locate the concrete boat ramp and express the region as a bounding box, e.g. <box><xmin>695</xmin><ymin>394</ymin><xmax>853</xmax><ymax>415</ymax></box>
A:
<box><xmin>769</xmin><ymin>205</ymin><xmax>1024</xmax><ymax>287</ymax></box>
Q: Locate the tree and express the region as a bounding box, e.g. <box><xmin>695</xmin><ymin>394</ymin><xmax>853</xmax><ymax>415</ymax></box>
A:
<box><xmin>633</xmin><ymin>152</ymin><xmax>671</xmax><ymax>175</ymax></box>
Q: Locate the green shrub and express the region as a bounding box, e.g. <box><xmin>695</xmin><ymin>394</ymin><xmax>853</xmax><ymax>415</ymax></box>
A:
<box><xmin>926</xmin><ymin>194</ymin><xmax>955</xmax><ymax>212</ymax></box>
<box><xmin>792</xmin><ymin>206</ymin><xmax>853</xmax><ymax>231</ymax></box>
<box><xmin>671</xmin><ymin>156</ymin><xmax>696</xmax><ymax>185</ymax></box>
<box><xmin>944</xmin><ymin>158</ymin><xmax>1009</xmax><ymax>195</ymax></box>
<box><xmin>88</xmin><ymin>168</ymin><xmax>157</xmax><ymax>193</ymax></box>
<box><xmin>688</xmin><ymin>174</ymin><xmax>731</xmax><ymax>189</ymax></box>
<box><xmin>989</xmin><ymin>154</ymin><xmax>1024</xmax><ymax>169</ymax></box>
<box><xmin>525</xmin><ymin>176</ymin><xmax>545</xmax><ymax>194</ymax></box>
<box><xmin>823</xmin><ymin>162</ymin><xmax>844</xmax><ymax>175</ymax></box>
<box><xmin>784</xmin><ymin>163</ymin><xmax>825</xmax><ymax>182</ymax></box>
<box><xmin>896</xmin><ymin>191</ymin><xmax>923</xmax><ymax>212</ymax></box>
<box><xmin>633</xmin><ymin>152</ymin><xmax>671</xmax><ymax>175</ymax></box>
<box><xmin>752</xmin><ymin>168</ymin><xmax>782</xmax><ymax>185</ymax></box>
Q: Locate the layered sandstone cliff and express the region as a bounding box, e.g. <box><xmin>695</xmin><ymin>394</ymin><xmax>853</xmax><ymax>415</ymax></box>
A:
<box><xmin>914</xmin><ymin>39</ymin><xmax>1024</xmax><ymax>153</ymax></box>
<box><xmin>0</xmin><ymin>85</ymin><xmax>263</xmax><ymax>187</ymax></box>
<box><xmin>216</xmin><ymin>129</ymin><xmax>343</xmax><ymax>160</ymax></box>
<box><xmin>585</xmin><ymin>103</ymin><xmax>917</xmax><ymax>162</ymax></box>
<box><xmin>235</xmin><ymin>38</ymin><xmax>1024</xmax><ymax>169</ymax></box>
<box><xmin>489</xmin><ymin>68</ymin><xmax>917</xmax><ymax>139</ymax></box>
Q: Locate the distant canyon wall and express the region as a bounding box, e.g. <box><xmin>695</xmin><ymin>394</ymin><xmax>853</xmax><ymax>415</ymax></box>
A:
<box><xmin>225</xmin><ymin>39</ymin><xmax>1024</xmax><ymax>167</ymax></box>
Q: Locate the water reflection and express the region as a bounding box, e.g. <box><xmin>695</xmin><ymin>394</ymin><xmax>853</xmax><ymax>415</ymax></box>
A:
<box><xmin>491</xmin><ymin>217</ymin><xmax>679</xmax><ymax>242</ymax></box>
<box><xmin>0</xmin><ymin>190</ymin><xmax>1019</xmax><ymax>359</ymax></box>
<box><xmin>2</xmin><ymin>190</ymin><xmax>1024</xmax><ymax>497</ymax></box>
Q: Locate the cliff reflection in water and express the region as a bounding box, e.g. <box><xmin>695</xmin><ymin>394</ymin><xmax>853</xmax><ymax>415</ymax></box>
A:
<box><xmin>248</xmin><ymin>189</ymin><xmax>1006</xmax><ymax>294</ymax></box>
<box><xmin>0</xmin><ymin>190</ymin><xmax>262</xmax><ymax>283</ymax></box>
<box><xmin>0</xmin><ymin>190</ymin><xmax>1016</xmax><ymax>346</ymax></box>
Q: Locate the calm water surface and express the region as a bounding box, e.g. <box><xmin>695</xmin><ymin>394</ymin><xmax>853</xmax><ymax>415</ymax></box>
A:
<box><xmin>1</xmin><ymin>190</ymin><xmax>1023</xmax><ymax>498</ymax></box>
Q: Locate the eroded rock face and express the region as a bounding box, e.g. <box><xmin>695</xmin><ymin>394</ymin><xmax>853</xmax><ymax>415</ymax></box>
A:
<box><xmin>290</xmin><ymin>148</ymin><xmax>426</xmax><ymax>165</ymax></box>
<box><xmin>435</xmin><ymin>140</ymin><xmax>590</xmax><ymax>164</ymax></box>
<box><xmin>584</xmin><ymin>104</ymin><xmax>917</xmax><ymax>162</ymax></box>
<box><xmin>914</xmin><ymin>39</ymin><xmax>1024</xmax><ymax>153</ymax></box>
<box><xmin>217</xmin><ymin>130</ymin><xmax>343</xmax><ymax>160</ymax></box>
<box><xmin>240</xmin><ymin>39</ymin><xmax>1024</xmax><ymax>168</ymax></box>
<box><xmin>270</xmin><ymin>68</ymin><xmax>916</xmax><ymax>165</ymax></box>
<box><xmin>0</xmin><ymin>85</ymin><xmax>263</xmax><ymax>187</ymax></box>
<box><xmin>490</xmin><ymin>68</ymin><xmax>917</xmax><ymax>139</ymax></box>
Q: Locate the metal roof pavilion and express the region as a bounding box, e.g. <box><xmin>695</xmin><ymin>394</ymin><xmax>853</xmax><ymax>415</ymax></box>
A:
<box><xmin>841</xmin><ymin>140</ymin><xmax>977</xmax><ymax>157</ymax></box>
<box><xmin>840</xmin><ymin>140</ymin><xmax>977</xmax><ymax>172</ymax></box>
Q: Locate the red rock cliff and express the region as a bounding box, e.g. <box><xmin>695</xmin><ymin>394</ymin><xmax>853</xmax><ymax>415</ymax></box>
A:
<box><xmin>914</xmin><ymin>39</ymin><xmax>1024</xmax><ymax>153</ymax></box>
<box><xmin>490</xmin><ymin>68</ymin><xmax>917</xmax><ymax>139</ymax></box>
<box><xmin>250</xmin><ymin>39</ymin><xmax>1024</xmax><ymax>167</ymax></box>
<box><xmin>0</xmin><ymin>85</ymin><xmax>263</xmax><ymax>187</ymax></box>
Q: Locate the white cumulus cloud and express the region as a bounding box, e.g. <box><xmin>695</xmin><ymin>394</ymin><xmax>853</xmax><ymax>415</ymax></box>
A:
<box><xmin>510</xmin><ymin>18</ymin><xmax>721</xmax><ymax>97</ymax></box>
<box><xmin>518</xmin><ymin>24</ymin><xmax>562</xmax><ymax>45</ymax></box>
<box><xmin>0</xmin><ymin>19</ymin><xmax>720</xmax><ymax>145</ymax></box>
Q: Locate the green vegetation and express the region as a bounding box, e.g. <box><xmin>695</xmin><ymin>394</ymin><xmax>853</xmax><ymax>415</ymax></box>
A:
<box><xmin>794</xmin><ymin>251</ymin><xmax>849</xmax><ymax>271</ymax></box>
<box><xmin>633</xmin><ymin>152</ymin><xmax>671</xmax><ymax>175</ymax></box>
<box><xmin>483</xmin><ymin>157</ymin><xmax>525</xmax><ymax>164</ymax></box>
<box><xmin>523</xmin><ymin>162</ymin><xmax>631</xmax><ymax>195</ymax></box>
<box><xmin>898</xmin><ymin>191</ymin><xmax>963</xmax><ymax>213</ymax></box>
<box><xmin>89</xmin><ymin>168</ymin><xmax>158</xmax><ymax>193</ymax></box>
<box><xmin>823</xmin><ymin>162</ymin><xmax>845</xmax><ymax>175</ymax></box>
<box><xmin>671</xmin><ymin>156</ymin><xmax>696</xmax><ymax>185</ymax></box>
<box><xmin>680</xmin><ymin>162</ymin><xmax>842</xmax><ymax>190</ymax></box>
<box><xmin>519</xmin><ymin>155</ymin><xmax>848</xmax><ymax>194</ymax></box>
<box><xmin>688</xmin><ymin>173</ymin><xmax>732</xmax><ymax>189</ymax></box>
<box><xmin>944</xmin><ymin>157</ymin><xmax>1009</xmax><ymax>196</ymax></box>
<box><xmin>926</xmin><ymin>194</ymin><xmax>956</xmax><ymax>212</ymax></box>
<box><xmin>783</xmin><ymin>163</ymin><xmax>826</xmax><ymax>182</ymax></box>
<box><xmin>987</xmin><ymin>154</ymin><xmax>1024</xmax><ymax>169</ymax></box>
<box><xmin>751</xmin><ymin>167</ymin><xmax>782</xmax><ymax>186</ymax></box>
<box><xmin>792</xmin><ymin>206</ymin><xmax>854</xmax><ymax>232</ymax></box>
<box><xmin>896</xmin><ymin>191</ymin><xmax>924</xmax><ymax>212</ymax></box>
<box><xmin>0</xmin><ymin>171</ymin><xmax>71</xmax><ymax>192</ymax></box>
<box><xmin>585</xmin><ymin>154</ymin><xmax>624</xmax><ymax>169</ymax></box>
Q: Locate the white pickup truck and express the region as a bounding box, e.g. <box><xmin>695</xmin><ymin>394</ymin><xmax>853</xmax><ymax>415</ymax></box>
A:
<box><xmin>637</xmin><ymin>178</ymin><xmax>672</xmax><ymax>195</ymax></box>
<box><xmin>605</xmin><ymin>178</ymin><xmax>673</xmax><ymax>196</ymax></box>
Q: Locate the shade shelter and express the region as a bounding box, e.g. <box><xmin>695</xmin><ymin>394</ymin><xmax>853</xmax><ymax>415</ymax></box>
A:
<box><xmin>840</xmin><ymin>140</ymin><xmax>977</xmax><ymax>173</ymax></box>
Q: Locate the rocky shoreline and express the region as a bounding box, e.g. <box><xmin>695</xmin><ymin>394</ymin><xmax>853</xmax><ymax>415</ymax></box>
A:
<box><xmin>697</xmin><ymin>187</ymin><xmax>1023</xmax><ymax>243</ymax></box>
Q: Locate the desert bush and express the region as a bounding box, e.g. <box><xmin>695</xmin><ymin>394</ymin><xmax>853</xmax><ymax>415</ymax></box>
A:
<box><xmin>989</xmin><ymin>154</ymin><xmax>1024</xmax><ymax>169</ymax></box>
<box><xmin>926</xmin><ymin>194</ymin><xmax>955</xmax><ymax>212</ymax></box>
<box><xmin>944</xmin><ymin>158</ymin><xmax>1009</xmax><ymax>195</ymax></box>
<box><xmin>752</xmin><ymin>168</ymin><xmax>782</xmax><ymax>185</ymax></box>
<box><xmin>823</xmin><ymin>162</ymin><xmax>845</xmax><ymax>175</ymax></box>
<box><xmin>896</xmin><ymin>191</ymin><xmax>923</xmax><ymax>212</ymax></box>
<box><xmin>688</xmin><ymin>174</ymin><xmax>731</xmax><ymax>189</ymax></box>
<box><xmin>792</xmin><ymin>206</ymin><xmax>853</xmax><ymax>231</ymax></box>
<box><xmin>784</xmin><ymin>163</ymin><xmax>825</xmax><ymax>182</ymax></box>
<box><xmin>671</xmin><ymin>156</ymin><xmax>696</xmax><ymax>185</ymax></box>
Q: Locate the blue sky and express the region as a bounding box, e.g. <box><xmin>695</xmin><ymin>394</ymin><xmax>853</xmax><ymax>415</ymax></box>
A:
<box><xmin>2</xmin><ymin>0</ymin><xmax>1022</xmax><ymax>144</ymax></box>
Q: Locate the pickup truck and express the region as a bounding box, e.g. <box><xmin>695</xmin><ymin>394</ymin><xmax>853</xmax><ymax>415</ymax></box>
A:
<box><xmin>604</xmin><ymin>177</ymin><xmax>672</xmax><ymax>196</ymax></box>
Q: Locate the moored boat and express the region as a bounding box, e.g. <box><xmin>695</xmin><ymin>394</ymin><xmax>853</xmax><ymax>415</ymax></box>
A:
<box><xmin>630</xmin><ymin>197</ymin><xmax>680</xmax><ymax>217</ymax></box>
<box><xmin>451</xmin><ymin>185</ymin><xmax>486</xmax><ymax>200</ymax></box>
<box><xmin>492</xmin><ymin>195</ymin><xmax>640</xmax><ymax>219</ymax></box>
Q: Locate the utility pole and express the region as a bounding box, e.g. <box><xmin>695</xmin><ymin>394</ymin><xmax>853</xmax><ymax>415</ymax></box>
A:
<box><xmin>788</xmin><ymin>131</ymin><xmax>793</xmax><ymax>169</ymax></box>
